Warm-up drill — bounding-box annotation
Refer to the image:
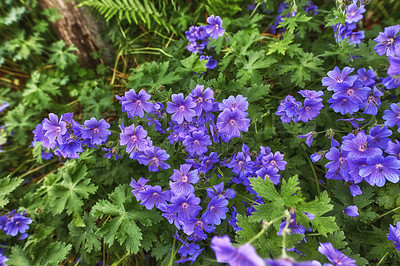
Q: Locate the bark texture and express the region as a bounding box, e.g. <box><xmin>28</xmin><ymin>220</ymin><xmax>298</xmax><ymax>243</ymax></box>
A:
<box><xmin>37</xmin><ymin>0</ymin><xmax>113</xmax><ymax>67</ymax></box>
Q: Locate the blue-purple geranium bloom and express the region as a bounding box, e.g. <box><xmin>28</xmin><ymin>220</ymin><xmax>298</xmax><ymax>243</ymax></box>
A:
<box><xmin>345</xmin><ymin>3</ymin><xmax>365</xmax><ymax>24</ymax></box>
<box><xmin>205</xmin><ymin>15</ymin><xmax>225</xmax><ymax>39</ymax></box>
<box><xmin>42</xmin><ymin>113</ymin><xmax>67</xmax><ymax>147</ymax></box>
<box><xmin>169</xmin><ymin>164</ymin><xmax>200</xmax><ymax>196</ymax></box>
<box><xmin>359</xmin><ymin>155</ymin><xmax>400</xmax><ymax>187</ymax></box>
<box><xmin>344</xmin><ymin>205</ymin><xmax>359</xmax><ymax>217</ymax></box>
<box><xmin>318</xmin><ymin>242</ymin><xmax>356</xmax><ymax>266</ymax></box>
<box><xmin>116</xmin><ymin>89</ymin><xmax>154</xmax><ymax>118</ymax></box>
<box><xmin>169</xmin><ymin>194</ymin><xmax>202</xmax><ymax>222</ymax></box>
<box><xmin>388</xmin><ymin>222</ymin><xmax>400</xmax><ymax>251</ymax></box>
<box><xmin>388</xmin><ymin>56</ymin><xmax>400</xmax><ymax>78</ymax></box>
<box><xmin>210</xmin><ymin>235</ymin><xmax>265</xmax><ymax>266</ymax></box>
<box><xmin>216</xmin><ymin>109</ymin><xmax>250</xmax><ymax>141</ymax></box>
<box><xmin>191</xmin><ymin>85</ymin><xmax>215</xmax><ymax>116</ymax></box>
<box><xmin>202</xmin><ymin>197</ymin><xmax>229</xmax><ymax>226</ymax></box>
<box><xmin>182</xmin><ymin>130</ymin><xmax>212</xmax><ymax>156</ymax></box>
<box><xmin>383</xmin><ymin>103</ymin><xmax>400</xmax><ymax>132</ymax></box>
<box><xmin>374</xmin><ymin>25</ymin><xmax>400</xmax><ymax>57</ymax></box>
<box><xmin>219</xmin><ymin>95</ymin><xmax>249</xmax><ymax>112</ymax></box>
<box><xmin>3</xmin><ymin>210</ymin><xmax>32</xmax><ymax>237</ymax></box>
<box><xmin>119</xmin><ymin>123</ymin><xmax>148</xmax><ymax>153</ymax></box>
<box><xmin>322</xmin><ymin>66</ymin><xmax>357</xmax><ymax>91</ymax></box>
<box><xmin>341</xmin><ymin>132</ymin><xmax>382</xmax><ymax>160</ymax></box>
<box><xmin>296</xmin><ymin>98</ymin><xmax>323</xmax><ymax>122</ymax></box>
<box><xmin>299</xmin><ymin>131</ymin><xmax>317</xmax><ymax>147</ymax></box>
<box><xmin>137</xmin><ymin>146</ymin><xmax>170</xmax><ymax>172</ymax></box>
<box><xmin>81</xmin><ymin>118</ymin><xmax>111</xmax><ymax>145</ymax></box>
<box><xmin>140</xmin><ymin>185</ymin><xmax>171</xmax><ymax>210</ymax></box>
<box><xmin>166</xmin><ymin>93</ymin><xmax>197</xmax><ymax>124</ymax></box>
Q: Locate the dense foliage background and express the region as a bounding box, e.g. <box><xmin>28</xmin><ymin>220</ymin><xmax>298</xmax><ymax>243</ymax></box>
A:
<box><xmin>1</xmin><ymin>0</ymin><xmax>400</xmax><ymax>265</ymax></box>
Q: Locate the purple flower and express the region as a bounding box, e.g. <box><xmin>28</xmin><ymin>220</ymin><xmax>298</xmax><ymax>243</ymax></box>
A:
<box><xmin>357</xmin><ymin>68</ymin><xmax>377</xmax><ymax>87</ymax></box>
<box><xmin>276</xmin><ymin>95</ymin><xmax>302</xmax><ymax>123</ymax></box>
<box><xmin>325</xmin><ymin>147</ymin><xmax>349</xmax><ymax>180</ymax></box>
<box><xmin>383</xmin><ymin>103</ymin><xmax>400</xmax><ymax>131</ymax></box>
<box><xmin>116</xmin><ymin>89</ymin><xmax>154</xmax><ymax>118</ymax></box>
<box><xmin>350</xmin><ymin>183</ymin><xmax>362</xmax><ymax>197</ymax></box>
<box><xmin>255</xmin><ymin>166</ymin><xmax>280</xmax><ymax>185</ymax></box>
<box><xmin>386</xmin><ymin>140</ymin><xmax>400</xmax><ymax>158</ymax></box>
<box><xmin>119</xmin><ymin>123</ymin><xmax>148</xmax><ymax>153</ymax></box>
<box><xmin>0</xmin><ymin>102</ymin><xmax>9</xmax><ymax>112</ymax></box>
<box><xmin>3</xmin><ymin>211</ymin><xmax>32</xmax><ymax>237</ymax></box>
<box><xmin>318</xmin><ymin>242</ymin><xmax>356</xmax><ymax>266</ymax></box>
<box><xmin>278</xmin><ymin>212</ymin><xmax>307</xmax><ymax>236</ymax></box>
<box><xmin>210</xmin><ymin>235</ymin><xmax>265</xmax><ymax>266</ymax></box>
<box><xmin>55</xmin><ymin>138</ymin><xmax>84</xmax><ymax>159</ymax></box>
<box><xmin>200</xmin><ymin>152</ymin><xmax>219</xmax><ymax>173</ymax></box>
<box><xmin>344</xmin><ymin>205</ymin><xmax>359</xmax><ymax>217</ymax></box>
<box><xmin>140</xmin><ymin>185</ymin><xmax>171</xmax><ymax>210</ymax></box>
<box><xmin>388</xmin><ymin>56</ymin><xmax>400</xmax><ymax>78</ymax></box>
<box><xmin>130</xmin><ymin>177</ymin><xmax>150</xmax><ymax>201</ymax></box>
<box><xmin>328</xmin><ymin>96</ymin><xmax>360</xmax><ymax>115</ymax></box>
<box><xmin>191</xmin><ymin>85</ymin><xmax>215</xmax><ymax>116</ymax></box>
<box><xmin>298</xmin><ymin>90</ymin><xmax>324</xmax><ymax>99</ymax></box>
<box><xmin>311</xmin><ymin>152</ymin><xmax>324</xmax><ymax>162</ymax></box>
<box><xmin>102</xmin><ymin>147</ymin><xmax>122</xmax><ymax>160</ymax></box>
<box><xmin>206</xmin><ymin>182</ymin><xmax>235</xmax><ymax>200</ymax></box>
<box><xmin>219</xmin><ymin>95</ymin><xmax>249</xmax><ymax>112</ymax></box>
<box><xmin>42</xmin><ymin>113</ymin><xmax>67</xmax><ymax>146</ymax></box>
<box><xmin>333</xmin><ymin>80</ymin><xmax>371</xmax><ymax>106</ymax></box>
<box><xmin>178</xmin><ymin>241</ymin><xmax>200</xmax><ymax>257</ymax></box>
<box><xmin>205</xmin><ymin>15</ymin><xmax>225</xmax><ymax>39</ymax></box>
<box><xmin>0</xmin><ymin>253</ymin><xmax>8</xmax><ymax>266</ymax></box>
<box><xmin>295</xmin><ymin>98</ymin><xmax>323</xmax><ymax>122</ymax></box>
<box><xmin>166</xmin><ymin>93</ymin><xmax>196</xmax><ymax>124</ymax></box>
<box><xmin>345</xmin><ymin>3</ymin><xmax>365</xmax><ymax>24</ymax></box>
<box><xmin>322</xmin><ymin>67</ymin><xmax>357</xmax><ymax>91</ymax></box>
<box><xmin>374</xmin><ymin>25</ymin><xmax>400</xmax><ymax>57</ymax></box>
<box><xmin>216</xmin><ymin>109</ymin><xmax>250</xmax><ymax>141</ymax></box>
<box><xmin>137</xmin><ymin>146</ymin><xmax>170</xmax><ymax>172</ymax></box>
<box><xmin>299</xmin><ymin>131</ymin><xmax>316</xmax><ymax>147</ymax></box>
<box><xmin>341</xmin><ymin>132</ymin><xmax>382</xmax><ymax>160</ymax></box>
<box><xmin>169</xmin><ymin>164</ymin><xmax>200</xmax><ymax>196</ymax></box>
<box><xmin>169</xmin><ymin>194</ymin><xmax>202</xmax><ymax>222</ymax></box>
<box><xmin>363</xmin><ymin>87</ymin><xmax>383</xmax><ymax>115</ymax></box>
<box><xmin>261</xmin><ymin>151</ymin><xmax>287</xmax><ymax>170</ymax></box>
<box><xmin>388</xmin><ymin>222</ymin><xmax>400</xmax><ymax>251</ymax></box>
<box><xmin>359</xmin><ymin>155</ymin><xmax>400</xmax><ymax>187</ymax></box>
<box><xmin>81</xmin><ymin>118</ymin><xmax>111</xmax><ymax>145</ymax></box>
<box><xmin>202</xmin><ymin>197</ymin><xmax>229</xmax><ymax>225</ymax></box>
<box><xmin>369</xmin><ymin>125</ymin><xmax>392</xmax><ymax>149</ymax></box>
<box><xmin>182</xmin><ymin>131</ymin><xmax>212</xmax><ymax>156</ymax></box>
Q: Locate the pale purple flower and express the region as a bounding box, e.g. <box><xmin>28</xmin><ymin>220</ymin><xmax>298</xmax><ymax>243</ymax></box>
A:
<box><xmin>166</xmin><ymin>93</ymin><xmax>196</xmax><ymax>124</ymax></box>
<box><xmin>374</xmin><ymin>25</ymin><xmax>400</xmax><ymax>57</ymax></box>
<box><xmin>344</xmin><ymin>205</ymin><xmax>359</xmax><ymax>217</ymax></box>
<box><xmin>205</xmin><ymin>15</ymin><xmax>225</xmax><ymax>39</ymax></box>
<box><xmin>119</xmin><ymin>123</ymin><xmax>148</xmax><ymax>153</ymax></box>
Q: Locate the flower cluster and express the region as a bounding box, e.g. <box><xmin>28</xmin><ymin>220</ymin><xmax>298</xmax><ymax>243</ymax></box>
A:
<box><xmin>322</xmin><ymin>66</ymin><xmax>382</xmax><ymax>115</ymax></box>
<box><xmin>185</xmin><ymin>15</ymin><xmax>225</xmax><ymax>70</ymax></box>
<box><xmin>270</xmin><ymin>1</ymin><xmax>318</xmax><ymax>35</ymax></box>
<box><xmin>333</xmin><ymin>0</ymin><xmax>365</xmax><ymax>45</ymax></box>
<box><xmin>0</xmin><ymin>210</ymin><xmax>32</xmax><ymax>240</ymax></box>
<box><xmin>324</xmin><ymin>126</ymin><xmax>400</xmax><ymax>194</ymax></box>
<box><xmin>32</xmin><ymin>113</ymin><xmax>111</xmax><ymax>159</ymax></box>
<box><xmin>276</xmin><ymin>90</ymin><xmax>324</xmax><ymax>123</ymax></box>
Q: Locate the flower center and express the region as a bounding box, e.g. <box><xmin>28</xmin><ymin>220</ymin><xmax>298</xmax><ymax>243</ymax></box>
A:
<box><xmin>376</xmin><ymin>163</ymin><xmax>383</xmax><ymax>170</ymax></box>
<box><xmin>229</xmin><ymin>119</ymin><xmax>236</xmax><ymax>126</ymax></box>
<box><xmin>179</xmin><ymin>105</ymin><xmax>185</xmax><ymax>111</ymax></box>
<box><xmin>93</xmin><ymin>128</ymin><xmax>99</xmax><ymax>134</ymax></box>
<box><xmin>182</xmin><ymin>202</ymin><xmax>189</xmax><ymax>209</ymax></box>
<box><xmin>194</xmin><ymin>140</ymin><xmax>199</xmax><ymax>145</ymax></box>
<box><xmin>182</xmin><ymin>175</ymin><xmax>188</xmax><ymax>182</ymax></box>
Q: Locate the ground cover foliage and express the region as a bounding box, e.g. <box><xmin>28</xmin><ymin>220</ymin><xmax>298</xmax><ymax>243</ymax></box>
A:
<box><xmin>1</xmin><ymin>0</ymin><xmax>400</xmax><ymax>265</ymax></box>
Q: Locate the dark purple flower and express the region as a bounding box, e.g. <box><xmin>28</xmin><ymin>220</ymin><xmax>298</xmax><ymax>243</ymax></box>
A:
<box><xmin>200</xmin><ymin>152</ymin><xmax>219</xmax><ymax>173</ymax></box>
<box><xmin>210</xmin><ymin>235</ymin><xmax>265</xmax><ymax>266</ymax></box>
<box><xmin>169</xmin><ymin>164</ymin><xmax>199</xmax><ymax>196</ymax></box>
<box><xmin>322</xmin><ymin>67</ymin><xmax>357</xmax><ymax>91</ymax></box>
<box><xmin>102</xmin><ymin>147</ymin><xmax>122</xmax><ymax>160</ymax></box>
<box><xmin>205</xmin><ymin>15</ymin><xmax>225</xmax><ymax>39</ymax></box>
<box><xmin>202</xmin><ymin>197</ymin><xmax>229</xmax><ymax>225</ymax></box>
<box><xmin>261</xmin><ymin>151</ymin><xmax>287</xmax><ymax>170</ymax></box>
<box><xmin>359</xmin><ymin>155</ymin><xmax>400</xmax><ymax>187</ymax></box>
<box><xmin>318</xmin><ymin>242</ymin><xmax>356</xmax><ymax>266</ymax></box>
<box><xmin>255</xmin><ymin>166</ymin><xmax>280</xmax><ymax>185</ymax></box>
<box><xmin>137</xmin><ymin>146</ymin><xmax>170</xmax><ymax>172</ymax></box>
<box><xmin>216</xmin><ymin>109</ymin><xmax>250</xmax><ymax>141</ymax></box>
<box><xmin>55</xmin><ymin>138</ymin><xmax>84</xmax><ymax>159</ymax></box>
<box><xmin>140</xmin><ymin>185</ymin><xmax>171</xmax><ymax>210</ymax></box>
<box><xmin>374</xmin><ymin>25</ymin><xmax>400</xmax><ymax>57</ymax></box>
<box><xmin>363</xmin><ymin>87</ymin><xmax>383</xmax><ymax>115</ymax></box>
<box><xmin>119</xmin><ymin>123</ymin><xmax>148</xmax><ymax>153</ymax></box>
<box><xmin>182</xmin><ymin>131</ymin><xmax>212</xmax><ymax>156</ymax></box>
<box><xmin>166</xmin><ymin>93</ymin><xmax>196</xmax><ymax>124</ymax></box>
<box><xmin>369</xmin><ymin>125</ymin><xmax>392</xmax><ymax>149</ymax></box>
<box><xmin>388</xmin><ymin>222</ymin><xmax>400</xmax><ymax>251</ymax></box>
<box><xmin>344</xmin><ymin>205</ymin><xmax>359</xmax><ymax>217</ymax></box>
<box><xmin>116</xmin><ymin>89</ymin><xmax>154</xmax><ymax>118</ymax></box>
<box><xmin>169</xmin><ymin>194</ymin><xmax>202</xmax><ymax>222</ymax></box>
<box><xmin>81</xmin><ymin>118</ymin><xmax>111</xmax><ymax>145</ymax></box>
<box><xmin>278</xmin><ymin>212</ymin><xmax>307</xmax><ymax>236</ymax></box>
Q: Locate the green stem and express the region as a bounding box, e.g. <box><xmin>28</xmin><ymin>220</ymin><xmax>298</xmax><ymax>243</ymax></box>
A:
<box><xmin>18</xmin><ymin>160</ymin><xmax>57</xmax><ymax>179</ymax></box>
<box><xmin>307</xmin><ymin>156</ymin><xmax>320</xmax><ymax>196</ymax></box>
<box><xmin>247</xmin><ymin>228</ymin><xmax>266</xmax><ymax>245</ymax></box>
<box><xmin>9</xmin><ymin>158</ymin><xmax>35</xmax><ymax>177</ymax></box>
<box><xmin>168</xmin><ymin>235</ymin><xmax>176</xmax><ymax>266</ymax></box>
<box><xmin>376</xmin><ymin>206</ymin><xmax>400</xmax><ymax>220</ymax></box>
<box><xmin>377</xmin><ymin>251</ymin><xmax>389</xmax><ymax>266</ymax></box>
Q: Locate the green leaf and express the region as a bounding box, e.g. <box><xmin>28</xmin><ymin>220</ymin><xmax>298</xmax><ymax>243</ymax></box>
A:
<box><xmin>47</xmin><ymin>41</ymin><xmax>78</xmax><ymax>69</ymax></box>
<box><xmin>69</xmin><ymin>212</ymin><xmax>101</xmax><ymax>253</ymax></box>
<box><xmin>0</xmin><ymin>175</ymin><xmax>24</xmax><ymax>208</ymax></box>
<box><xmin>91</xmin><ymin>184</ymin><xmax>162</xmax><ymax>253</ymax></box>
<box><xmin>4</xmin><ymin>104</ymin><xmax>35</xmax><ymax>145</ymax></box>
<box><xmin>311</xmin><ymin>216</ymin><xmax>339</xmax><ymax>237</ymax></box>
<box><xmin>48</xmin><ymin>164</ymin><xmax>97</xmax><ymax>215</ymax></box>
<box><xmin>278</xmin><ymin>13</ymin><xmax>312</xmax><ymax>34</ymax></box>
<box><xmin>180</xmin><ymin>53</ymin><xmax>207</xmax><ymax>73</ymax></box>
<box><xmin>35</xmin><ymin>241</ymin><xmax>72</xmax><ymax>265</ymax></box>
<box><xmin>7</xmin><ymin>245</ymin><xmax>31</xmax><ymax>266</ymax></box>
<box><xmin>249</xmin><ymin>176</ymin><xmax>280</xmax><ymax>202</ymax></box>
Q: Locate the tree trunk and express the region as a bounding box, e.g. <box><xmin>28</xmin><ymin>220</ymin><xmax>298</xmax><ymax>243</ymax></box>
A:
<box><xmin>37</xmin><ymin>0</ymin><xmax>113</xmax><ymax>68</ymax></box>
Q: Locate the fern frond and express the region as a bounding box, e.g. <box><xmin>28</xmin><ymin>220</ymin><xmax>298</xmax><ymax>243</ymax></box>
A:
<box><xmin>79</xmin><ymin>0</ymin><xmax>174</xmax><ymax>33</ymax></box>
